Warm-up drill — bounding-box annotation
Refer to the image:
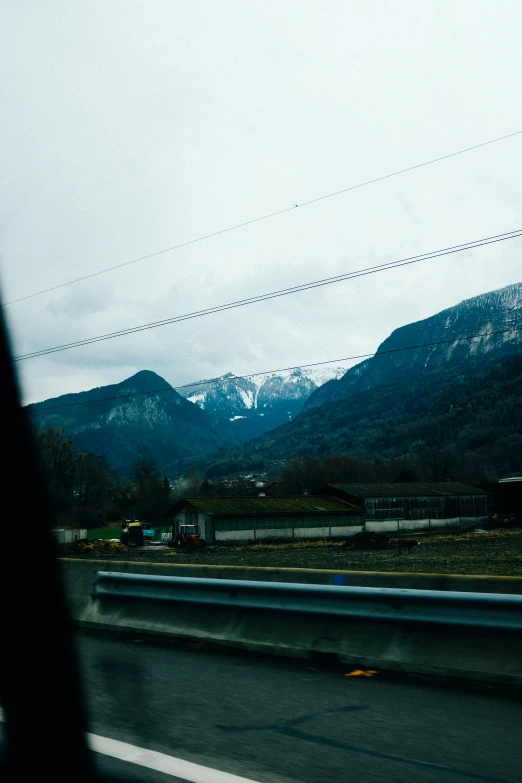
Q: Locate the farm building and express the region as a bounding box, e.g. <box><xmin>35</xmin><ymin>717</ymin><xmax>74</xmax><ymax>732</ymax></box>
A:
<box><xmin>165</xmin><ymin>496</ymin><xmax>364</xmax><ymax>544</ymax></box>
<box><xmin>319</xmin><ymin>482</ymin><xmax>489</xmax><ymax>532</ymax></box>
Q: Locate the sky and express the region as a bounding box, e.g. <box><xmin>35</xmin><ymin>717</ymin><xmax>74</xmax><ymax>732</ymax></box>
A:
<box><xmin>1</xmin><ymin>1</ymin><xmax>521</xmax><ymax>404</ymax></box>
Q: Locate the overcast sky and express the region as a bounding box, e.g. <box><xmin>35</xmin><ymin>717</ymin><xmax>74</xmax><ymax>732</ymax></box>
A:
<box><xmin>1</xmin><ymin>1</ymin><xmax>521</xmax><ymax>404</ymax></box>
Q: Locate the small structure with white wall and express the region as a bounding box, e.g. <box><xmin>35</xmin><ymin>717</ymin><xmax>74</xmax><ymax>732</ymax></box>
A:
<box><xmin>164</xmin><ymin>496</ymin><xmax>364</xmax><ymax>544</ymax></box>
<box><xmin>52</xmin><ymin>529</ymin><xmax>87</xmax><ymax>544</ymax></box>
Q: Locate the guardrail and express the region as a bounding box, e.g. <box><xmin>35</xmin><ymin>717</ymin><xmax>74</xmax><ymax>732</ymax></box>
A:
<box><xmin>93</xmin><ymin>572</ymin><xmax>522</xmax><ymax>630</ymax></box>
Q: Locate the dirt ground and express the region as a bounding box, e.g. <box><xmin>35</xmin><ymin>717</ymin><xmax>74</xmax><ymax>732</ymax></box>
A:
<box><xmin>63</xmin><ymin>529</ymin><xmax>522</xmax><ymax>576</ymax></box>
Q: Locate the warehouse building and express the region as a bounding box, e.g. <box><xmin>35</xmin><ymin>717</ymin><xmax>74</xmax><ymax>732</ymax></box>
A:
<box><xmin>165</xmin><ymin>495</ymin><xmax>364</xmax><ymax>544</ymax></box>
<box><xmin>320</xmin><ymin>482</ymin><xmax>489</xmax><ymax>532</ymax></box>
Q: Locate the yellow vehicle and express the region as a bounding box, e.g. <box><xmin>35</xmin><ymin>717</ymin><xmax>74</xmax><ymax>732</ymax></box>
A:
<box><xmin>120</xmin><ymin>519</ymin><xmax>144</xmax><ymax>547</ymax></box>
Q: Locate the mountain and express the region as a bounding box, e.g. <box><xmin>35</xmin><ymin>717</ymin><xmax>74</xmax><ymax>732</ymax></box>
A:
<box><xmin>28</xmin><ymin>370</ymin><xmax>240</xmax><ymax>475</ymax></box>
<box><xmin>307</xmin><ymin>282</ymin><xmax>521</xmax><ymax>409</ymax></box>
<box><xmin>198</xmin><ymin>354</ymin><xmax>522</xmax><ymax>480</ymax></box>
<box><xmin>28</xmin><ymin>283</ymin><xmax>521</xmax><ymax>478</ymax></box>
<box><xmin>178</xmin><ymin>366</ymin><xmax>347</xmax><ymax>441</ymax></box>
<box><xmin>184</xmin><ymin>283</ymin><xmax>522</xmax><ymax>478</ymax></box>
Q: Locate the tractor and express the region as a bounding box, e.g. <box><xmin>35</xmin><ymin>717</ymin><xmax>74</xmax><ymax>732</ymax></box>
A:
<box><xmin>170</xmin><ymin>524</ymin><xmax>206</xmax><ymax>550</ymax></box>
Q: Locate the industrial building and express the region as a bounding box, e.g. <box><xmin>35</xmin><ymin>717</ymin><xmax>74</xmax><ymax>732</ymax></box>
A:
<box><xmin>320</xmin><ymin>482</ymin><xmax>489</xmax><ymax>532</ymax></box>
<box><xmin>165</xmin><ymin>495</ymin><xmax>364</xmax><ymax>543</ymax></box>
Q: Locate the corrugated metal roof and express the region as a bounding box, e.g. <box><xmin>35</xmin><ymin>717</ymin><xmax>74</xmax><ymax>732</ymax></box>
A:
<box><xmin>327</xmin><ymin>482</ymin><xmax>488</xmax><ymax>498</ymax></box>
<box><xmin>168</xmin><ymin>496</ymin><xmax>362</xmax><ymax>517</ymax></box>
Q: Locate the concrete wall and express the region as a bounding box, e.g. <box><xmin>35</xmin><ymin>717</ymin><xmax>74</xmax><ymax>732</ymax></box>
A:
<box><xmin>294</xmin><ymin>526</ymin><xmax>329</xmax><ymax>538</ymax></box>
<box><xmin>213</xmin><ymin>520</ymin><xmax>365</xmax><ymax>542</ymax></box>
<box><xmin>215</xmin><ymin>525</ymin><xmax>365</xmax><ymax>541</ymax></box>
<box><xmin>202</xmin><ymin>516</ymin><xmax>487</xmax><ymax>543</ymax></box>
<box><xmin>365</xmin><ymin>517</ymin><xmax>487</xmax><ymax>534</ymax></box>
<box><xmin>215</xmin><ymin>529</ymin><xmax>255</xmax><ymax>541</ymax></box>
<box><xmin>365</xmin><ymin>520</ymin><xmax>400</xmax><ymax>533</ymax></box>
<box><xmin>293</xmin><ymin>526</ymin><xmax>365</xmax><ymax>539</ymax></box>
<box><xmin>61</xmin><ymin>559</ymin><xmax>522</xmax><ymax>685</ymax></box>
<box><xmin>255</xmin><ymin>528</ymin><xmax>294</xmax><ymax>540</ymax></box>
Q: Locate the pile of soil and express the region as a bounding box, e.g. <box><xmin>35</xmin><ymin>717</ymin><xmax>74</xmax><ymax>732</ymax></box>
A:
<box><xmin>342</xmin><ymin>531</ymin><xmax>393</xmax><ymax>550</ymax></box>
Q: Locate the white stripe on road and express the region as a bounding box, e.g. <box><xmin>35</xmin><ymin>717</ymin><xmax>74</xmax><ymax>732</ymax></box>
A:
<box><xmin>89</xmin><ymin>732</ymin><xmax>261</xmax><ymax>783</ymax></box>
<box><xmin>0</xmin><ymin>712</ymin><xmax>260</xmax><ymax>783</ymax></box>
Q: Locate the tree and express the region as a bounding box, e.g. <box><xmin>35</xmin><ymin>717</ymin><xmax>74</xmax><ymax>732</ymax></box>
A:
<box><xmin>130</xmin><ymin>457</ymin><xmax>161</xmax><ymax>486</ymax></box>
<box><xmin>388</xmin><ymin>457</ymin><xmax>420</xmax><ymax>482</ymax></box>
<box><xmin>75</xmin><ymin>453</ymin><xmax>116</xmax><ymax>527</ymax></box>
<box><xmin>36</xmin><ymin>427</ymin><xmax>83</xmax><ymax>519</ymax></box>
<box><xmin>277</xmin><ymin>452</ymin><xmax>388</xmax><ymax>495</ymax></box>
<box><xmin>35</xmin><ymin>426</ymin><xmax>124</xmax><ymax>528</ymax></box>
<box><xmin>417</xmin><ymin>448</ymin><xmax>461</xmax><ymax>482</ymax></box>
<box><xmin>129</xmin><ymin>457</ymin><xmax>171</xmax><ymax>524</ymax></box>
<box><xmin>278</xmin><ymin>454</ymin><xmax>323</xmax><ymax>495</ymax></box>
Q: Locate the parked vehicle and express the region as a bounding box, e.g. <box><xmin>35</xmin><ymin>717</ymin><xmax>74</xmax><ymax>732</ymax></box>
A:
<box><xmin>120</xmin><ymin>519</ymin><xmax>144</xmax><ymax>547</ymax></box>
<box><xmin>141</xmin><ymin>522</ymin><xmax>155</xmax><ymax>541</ymax></box>
<box><xmin>170</xmin><ymin>524</ymin><xmax>206</xmax><ymax>549</ymax></box>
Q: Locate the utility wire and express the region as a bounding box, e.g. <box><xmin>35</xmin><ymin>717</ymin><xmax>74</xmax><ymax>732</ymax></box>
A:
<box><xmin>4</xmin><ymin>128</ymin><xmax>522</xmax><ymax>307</ymax></box>
<box><xmin>13</xmin><ymin>228</ymin><xmax>522</xmax><ymax>362</ymax></box>
<box><xmin>28</xmin><ymin>323</ymin><xmax>521</xmax><ymax>412</ymax></box>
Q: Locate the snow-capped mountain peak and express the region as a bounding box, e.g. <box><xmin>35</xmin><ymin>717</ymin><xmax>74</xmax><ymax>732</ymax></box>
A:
<box><xmin>178</xmin><ymin>365</ymin><xmax>347</xmax><ymax>440</ymax></box>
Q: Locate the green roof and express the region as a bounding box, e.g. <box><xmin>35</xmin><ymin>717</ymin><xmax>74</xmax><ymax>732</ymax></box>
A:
<box><xmin>167</xmin><ymin>495</ymin><xmax>362</xmax><ymax>517</ymax></box>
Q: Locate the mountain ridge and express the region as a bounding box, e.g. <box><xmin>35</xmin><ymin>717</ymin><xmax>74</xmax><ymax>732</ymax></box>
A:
<box><xmin>194</xmin><ymin>352</ymin><xmax>522</xmax><ymax>480</ymax></box>
<box><xmin>177</xmin><ymin>365</ymin><xmax>347</xmax><ymax>440</ymax></box>
<box><xmin>175</xmin><ymin>282</ymin><xmax>522</xmax><ymax>478</ymax></box>
<box><xmin>306</xmin><ymin>282</ymin><xmax>521</xmax><ymax>410</ymax></box>
<box><xmin>28</xmin><ymin>282</ymin><xmax>522</xmax><ymax>478</ymax></box>
<box><xmin>29</xmin><ymin>370</ymin><xmax>241</xmax><ymax>475</ymax></box>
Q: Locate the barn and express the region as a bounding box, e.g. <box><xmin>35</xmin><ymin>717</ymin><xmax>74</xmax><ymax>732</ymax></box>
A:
<box><xmin>165</xmin><ymin>496</ymin><xmax>364</xmax><ymax>544</ymax></box>
<box><xmin>320</xmin><ymin>482</ymin><xmax>489</xmax><ymax>532</ymax></box>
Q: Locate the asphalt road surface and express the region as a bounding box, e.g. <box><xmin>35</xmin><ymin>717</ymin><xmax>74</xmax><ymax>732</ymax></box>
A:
<box><xmin>77</xmin><ymin>631</ymin><xmax>522</xmax><ymax>783</ymax></box>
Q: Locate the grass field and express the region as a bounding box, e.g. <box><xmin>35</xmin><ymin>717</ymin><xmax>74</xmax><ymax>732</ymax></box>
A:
<box><xmin>76</xmin><ymin>529</ymin><xmax>522</xmax><ymax>577</ymax></box>
<box><xmin>86</xmin><ymin>526</ymin><xmax>171</xmax><ymax>540</ymax></box>
<box><xmin>86</xmin><ymin>527</ymin><xmax>120</xmax><ymax>540</ymax></box>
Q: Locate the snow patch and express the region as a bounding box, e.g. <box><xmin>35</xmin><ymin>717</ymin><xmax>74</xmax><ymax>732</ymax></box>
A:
<box><xmin>302</xmin><ymin>365</ymin><xmax>348</xmax><ymax>385</ymax></box>
<box><xmin>238</xmin><ymin>388</ymin><xmax>255</xmax><ymax>409</ymax></box>
<box><xmin>187</xmin><ymin>392</ymin><xmax>206</xmax><ymax>408</ymax></box>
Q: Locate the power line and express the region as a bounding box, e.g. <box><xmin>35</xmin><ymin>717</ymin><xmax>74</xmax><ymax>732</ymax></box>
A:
<box><xmin>28</xmin><ymin>323</ymin><xmax>522</xmax><ymax>412</ymax></box>
<box><xmin>4</xmin><ymin>128</ymin><xmax>522</xmax><ymax>307</ymax></box>
<box><xmin>12</xmin><ymin>228</ymin><xmax>522</xmax><ymax>362</ymax></box>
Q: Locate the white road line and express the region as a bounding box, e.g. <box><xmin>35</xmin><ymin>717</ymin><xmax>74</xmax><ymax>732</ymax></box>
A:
<box><xmin>87</xmin><ymin>733</ymin><xmax>262</xmax><ymax>782</ymax></box>
<box><xmin>0</xmin><ymin>712</ymin><xmax>260</xmax><ymax>783</ymax></box>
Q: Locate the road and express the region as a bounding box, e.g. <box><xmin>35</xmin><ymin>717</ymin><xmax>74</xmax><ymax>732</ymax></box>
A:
<box><xmin>77</xmin><ymin>630</ymin><xmax>522</xmax><ymax>783</ymax></box>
